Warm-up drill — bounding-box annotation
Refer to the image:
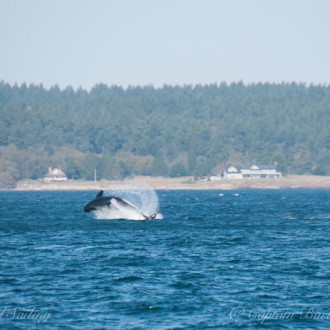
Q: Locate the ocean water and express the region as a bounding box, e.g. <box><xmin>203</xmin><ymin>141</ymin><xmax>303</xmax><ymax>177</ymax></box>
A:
<box><xmin>0</xmin><ymin>189</ymin><xmax>329</xmax><ymax>329</ymax></box>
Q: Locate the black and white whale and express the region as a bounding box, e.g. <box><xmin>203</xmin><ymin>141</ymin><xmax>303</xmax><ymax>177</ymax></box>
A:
<box><xmin>83</xmin><ymin>190</ymin><xmax>157</xmax><ymax>220</ymax></box>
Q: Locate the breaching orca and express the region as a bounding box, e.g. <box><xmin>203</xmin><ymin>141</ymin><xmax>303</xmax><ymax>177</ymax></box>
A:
<box><xmin>83</xmin><ymin>190</ymin><xmax>157</xmax><ymax>220</ymax></box>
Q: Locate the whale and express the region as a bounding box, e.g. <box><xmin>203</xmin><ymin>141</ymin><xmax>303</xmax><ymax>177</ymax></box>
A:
<box><xmin>83</xmin><ymin>190</ymin><xmax>157</xmax><ymax>220</ymax></box>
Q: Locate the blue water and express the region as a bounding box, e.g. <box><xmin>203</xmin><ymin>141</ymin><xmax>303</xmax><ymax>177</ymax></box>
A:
<box><xmin>0</xmin><ymin>189</ymin><xmax>329</xmax><ymax>329</ymax></box>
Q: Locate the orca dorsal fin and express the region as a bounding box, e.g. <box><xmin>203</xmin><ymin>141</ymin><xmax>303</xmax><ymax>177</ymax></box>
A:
<box><xmin>96</xmin><ymin>190</ymin><xmax>103</xmax><ymax>198</ymax></box>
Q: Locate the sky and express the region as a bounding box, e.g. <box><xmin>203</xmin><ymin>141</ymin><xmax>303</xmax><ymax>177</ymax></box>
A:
<box><xmin>0</xmin><ymin>0</ymin><xmax>329</xmax><ymax>89</ymax></box>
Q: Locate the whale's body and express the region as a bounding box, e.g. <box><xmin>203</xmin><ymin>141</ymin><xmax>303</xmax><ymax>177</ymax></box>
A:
<box><xmin>83</xmin><ymin>190</ymin><xmax>157</xmax><ymax>220</ymax></box>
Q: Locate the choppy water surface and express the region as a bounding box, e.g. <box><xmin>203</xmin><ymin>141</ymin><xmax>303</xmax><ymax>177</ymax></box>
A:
<box><xmin>0</xmin><ymin>189</ymin><xmax>329</xmax><ymax>329</ymax></box>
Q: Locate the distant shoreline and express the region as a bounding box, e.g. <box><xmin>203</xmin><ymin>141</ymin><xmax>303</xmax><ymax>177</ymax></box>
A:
<box><xmin>11</xmin><ymin>175</ymin><xmax>330</xmax><ymax>191</ymax></box>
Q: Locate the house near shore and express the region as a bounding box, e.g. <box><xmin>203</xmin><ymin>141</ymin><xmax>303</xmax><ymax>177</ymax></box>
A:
<box><xmin>222</xmin><ymin>164</ymin><xmax>281</xmax><ymax>180</ymax></box>
<box><xmin>223</xmin><ymin>165</ymin><xmax>243</xmax><ymax>179</ymax></box>
<box><xmin>44</xmin><ymin>167</ymin><xmax>68</xmax><ymax>182</ymax></box>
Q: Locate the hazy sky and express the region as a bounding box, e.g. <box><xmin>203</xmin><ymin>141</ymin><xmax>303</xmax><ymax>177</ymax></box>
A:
<box><xmin>1</xmin><ymin>0</ymin><xmax>329</xmax><ymax>89</ymax></box>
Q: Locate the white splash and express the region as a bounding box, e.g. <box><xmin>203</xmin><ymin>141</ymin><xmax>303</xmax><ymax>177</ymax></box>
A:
<box><xmin>94</xmin><ymin>181</ymin><xmax>162</xmax><ymax>220</ymax></box>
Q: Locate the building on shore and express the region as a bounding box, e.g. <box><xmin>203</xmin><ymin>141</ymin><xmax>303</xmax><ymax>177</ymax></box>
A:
<box><xmin>221</xmin><ymin>164</ymin><xmax>281</xmax><ymax>180</ymax></box>
<box><xmin>44</xmin><ymin>167</ymin><xmax>68</xmax><ymax>182</ymax></box>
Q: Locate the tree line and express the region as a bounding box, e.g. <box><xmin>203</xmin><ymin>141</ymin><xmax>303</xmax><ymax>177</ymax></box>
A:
<box><xmin>0</xmin><ymin>81</ymin><xmax>329</xmax><ymax>188</ymax></box>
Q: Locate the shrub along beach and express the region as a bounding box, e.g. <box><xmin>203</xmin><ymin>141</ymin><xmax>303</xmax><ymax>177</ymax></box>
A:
<box><xmin>14</xmin><ymin>175</ymin><xmax>330</xmax><ymax>191</ymax></box>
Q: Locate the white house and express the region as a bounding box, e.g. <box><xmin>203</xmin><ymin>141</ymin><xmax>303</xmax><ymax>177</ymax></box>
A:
<box><xmin>240</xmin><ymin>165</ymin><xmax>281</xmax><ymax>179</ymax></box>
<box><xmin>44</xmin><ymin>167</ymin><xmax>68</xmax><ymax>182</ymax></box>
<box><xmin>223</xmin><ymin>166</ymin><xmax>243</xmax><ymax>180</ymax></box>
<box><xmin>222</xmin><ymin>164</ymin><xmax>281</xmax><ymax>180</ymax></box>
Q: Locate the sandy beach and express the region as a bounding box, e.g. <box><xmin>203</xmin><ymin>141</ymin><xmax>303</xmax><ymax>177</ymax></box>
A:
<box><xmin>14</xmin><ymin>175</ymin><xmax>330</xmax><ymax>190</ymax></box>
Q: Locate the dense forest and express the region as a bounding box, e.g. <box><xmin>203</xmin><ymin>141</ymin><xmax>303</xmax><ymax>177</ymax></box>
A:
<box><xmin>0</xmin><ymin>81</ymin><xmax>329</xmax><ymax>188</ymax></box>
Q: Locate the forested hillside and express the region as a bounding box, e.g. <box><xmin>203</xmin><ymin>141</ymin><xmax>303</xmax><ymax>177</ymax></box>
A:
<box><xmin>0</xmin><ymin>81</ymin><xmax>329</xmax><ymax>187</ymax></box>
